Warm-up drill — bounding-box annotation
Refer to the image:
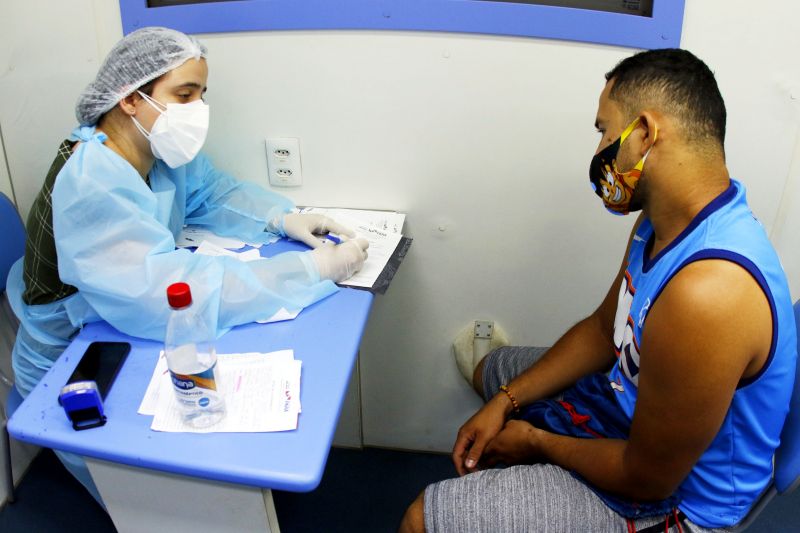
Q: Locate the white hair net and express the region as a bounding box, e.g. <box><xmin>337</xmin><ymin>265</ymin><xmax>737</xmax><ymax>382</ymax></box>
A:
<box><xmin>75</xmin><ymin>27</ymin><xmax>207</xmax><ymax>126</ymax></box>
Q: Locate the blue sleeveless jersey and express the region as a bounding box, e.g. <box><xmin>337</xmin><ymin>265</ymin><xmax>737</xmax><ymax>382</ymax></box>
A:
<box><xmin>608</xmin><ymin>180</ymin><xmax>797</xmax><ymax>528</ymax></box>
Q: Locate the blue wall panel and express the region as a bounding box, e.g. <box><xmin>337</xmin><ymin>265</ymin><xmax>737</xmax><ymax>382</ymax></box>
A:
<box><xmin>120</xmin><ymin>0</ymin><xmax>684</xmax><ymax>50</ymax></box>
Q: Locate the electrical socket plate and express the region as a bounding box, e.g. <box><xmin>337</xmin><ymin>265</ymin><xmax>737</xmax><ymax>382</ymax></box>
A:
<box><xmin>474</xmin><ymin>320</ymin><xmax>494</xmax><ymax>339</ymax></box>
<box><xmin>265</xmin><ymin>137</ymin><xmax>302</xmax><ymax>187</ymax></box>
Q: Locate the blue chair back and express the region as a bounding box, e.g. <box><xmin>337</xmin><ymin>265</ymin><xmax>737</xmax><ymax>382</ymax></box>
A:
<box><xmin>730</xmin><ymin>300</ymin><xmax>800</xmax><ymax>532</ymax></box>
<box><xmin>775</xmin><ymin>300</ymin><xmax>800</xmax><ymax>493</ymax></box>
<box><xmin>0</xmin><ymin>192</ymin><xmax>25</xmax><ymax>294</ymax></box>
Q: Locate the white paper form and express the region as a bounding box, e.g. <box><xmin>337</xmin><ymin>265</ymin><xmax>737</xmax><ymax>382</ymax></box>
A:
<box><xmin>195</xmin><ymin>240</ymin><xmax>262</xmax><ymax>262</ymax></box>
<box><xmin>255</xmin><ymin>308</ymin><xmax>300</xmax><ymax>323</ymax></box>
<box><xmin>298</xmin><ymin>207</ymin><xmax>406</xmax><ymax>235</ymax></box>
<box><xmin>141</xmin><ymin>350</ymin><xmax>302</xmax><ymax>433</ymax></box>
<box><xmin>330</xmin><ymin>213</ymin><xmax>403</xmax><ymax>288</ymax></box>
<box><xmin>138</xmin><ymin>351</ymin><xmax>168</xmax><ymax>416</ymax></box>
<box><xmin>193</xmin><ymin>240</ymin><xmax>301</xmax><ymax>323</ymax></box>
<box><xmin>297</xmin><ymin>207</ymin><xmax>405</xmax><ymax>288</ymax></box>
<box><xmin>176</xmin><ymin>226</ymin><xmax>270</xmax><ymax>249</ymax></box>
<box><xmin>138</xmin><ymin>351</ymin><xmax>299</xmax><ymax>415</ymax></box>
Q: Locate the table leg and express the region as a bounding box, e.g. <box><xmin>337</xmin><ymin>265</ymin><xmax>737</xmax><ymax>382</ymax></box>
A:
<box><xmin>85</xmin><ymin>457</ymin><xmax>280</xmax><ymax>533</ymax></box>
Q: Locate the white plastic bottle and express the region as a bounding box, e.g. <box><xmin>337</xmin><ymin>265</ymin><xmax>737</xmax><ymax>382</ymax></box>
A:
<box><xmin>164</xmin><ymin>282</ymin><xmax>226</xmax><ymax>428</ymax></box>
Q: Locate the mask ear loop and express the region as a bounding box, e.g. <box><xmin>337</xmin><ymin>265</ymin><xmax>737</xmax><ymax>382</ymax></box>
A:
<box><xmin>130</xmin><ymin>90</ymin><xmax>167</xmax><ymax>140</ymax></box>
<box><xmin>131</xmin><ymin>116</ymin><xmax>151</xmax><ymax>139</ymax></box>
<box><xmin>136</xmin><ymin>90</ymin><xmax>167</xmax><ymax>113</ymax></box>
<box><xmin>619</xmin><ymin>115</ymin><xmax>658</xmax><ymax>147</ymax></box>
<box><xmin>609</xmin><ymin>117</ymin><xmax>644</xmax><ymax>174</ymax></box>
<box><xmin>633</xmin><ymin>123</ymin><xmax>658</xmax><ymax>171</ymax></box>
<box><xmin>619</xmin><ymin>116</ymin><xmax>641</xmax><ymax>144</ymax></box>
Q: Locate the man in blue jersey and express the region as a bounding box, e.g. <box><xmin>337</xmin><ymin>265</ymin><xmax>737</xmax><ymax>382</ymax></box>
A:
<box><xmin>400</xmin><ymin>49</ymin><xmax>797</xmax><ymax>532</ymax></box>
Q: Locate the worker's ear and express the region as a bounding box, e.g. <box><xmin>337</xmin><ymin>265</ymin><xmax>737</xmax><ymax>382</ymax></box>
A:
<box><xmin>118</xmin><ymin>92</ymin><xmax>141</xmax><ymax>117</ymax></box>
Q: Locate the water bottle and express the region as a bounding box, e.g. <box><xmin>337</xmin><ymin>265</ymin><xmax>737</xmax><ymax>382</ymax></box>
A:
<box><xmin>164</xmin><ymin>282</ymin><xmax>226</xmax><ymax>428</ymax></box>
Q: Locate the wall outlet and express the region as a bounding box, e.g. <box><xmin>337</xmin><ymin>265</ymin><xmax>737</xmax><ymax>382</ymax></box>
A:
<box><xmin>474</xmin><ymin>320</ymin><xmax>494</xmax><ymax>339</ymax></box>
<box><xmin>265</xmin><ymin>137</ymin><xmax>302</xmax><ymax>187</ymax></box>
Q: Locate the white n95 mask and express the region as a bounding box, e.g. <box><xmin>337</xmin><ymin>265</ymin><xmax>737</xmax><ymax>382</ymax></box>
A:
<box><xmin>132</xmin><ymin>91</ymin><xmax>209</xmax><ymax>168</ymax></box>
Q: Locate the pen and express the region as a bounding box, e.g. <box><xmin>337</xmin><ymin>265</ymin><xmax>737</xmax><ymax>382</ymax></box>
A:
<box><xmin>322</xmin><ymin>233</ymin><xmax>342</xmax><ymax>245</ymax></box>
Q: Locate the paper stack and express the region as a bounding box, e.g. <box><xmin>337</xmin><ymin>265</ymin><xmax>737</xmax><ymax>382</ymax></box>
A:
<box><xmin>139</xmin><ymin>350</ymin><xmax>302</xmax><ymax>433</ymax></box>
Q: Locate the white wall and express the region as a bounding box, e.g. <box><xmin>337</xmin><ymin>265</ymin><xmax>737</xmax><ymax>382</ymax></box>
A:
<box><xmin>0</xmin><ymin>133</ymin><xmax>12</xmax><ymax>202</ymax></box>
<box><xmin>681</xmin><ymin>0</ymin><xmax>800</xmax><ymax>299</ymax></box>
<box><xmin>0</xmin><ymin>0</ymin><xmax>798</xmax><ymax>459</ymax></box>
<box><xmin>771</xmin><ymin>131</ymin><xmax>800</xmax><ymax>301</ymax></box>
<box><xmin>0</xmin><ymin>0</ymin><xmax>122</xmax><ymax>219</ymax></box>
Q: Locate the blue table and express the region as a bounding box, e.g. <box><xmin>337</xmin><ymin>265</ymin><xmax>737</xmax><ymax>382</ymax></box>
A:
<box><xmin>8</xmin><ymin>241</ymin><xmax>373</xmax><ymax>532</ymax></box>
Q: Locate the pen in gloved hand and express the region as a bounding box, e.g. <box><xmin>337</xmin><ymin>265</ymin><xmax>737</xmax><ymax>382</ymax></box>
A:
<box><xmin>321</xmin><ymin>233</ymin><xmax>343</xmax><ymax>246</ymax></box>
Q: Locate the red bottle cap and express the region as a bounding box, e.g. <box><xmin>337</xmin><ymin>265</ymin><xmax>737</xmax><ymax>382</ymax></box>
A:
<box><xmin>166</xmin><ymin>282</ymin><xmax>192</xmax><ymax>309</ymax></box>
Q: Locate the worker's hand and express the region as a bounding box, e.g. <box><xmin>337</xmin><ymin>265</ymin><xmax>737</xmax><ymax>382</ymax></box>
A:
<box><xmin>482</xmin><ymin>420</ymin><xmax>545</xmax><ymax>468</ymax></box>
<box><xmin>311</xmin><ymin>238</ymin><xmax>369</xmax><ymax>282</ymax></box>
<box><xmin>452</xmin><ymin>396</ymin><xmax>510</xmax><ymax>476</ymax></box>
<box><xmin>281</xmin><ymin>214</ymin><xmax>356</xmax><ymax>249</ymax></box>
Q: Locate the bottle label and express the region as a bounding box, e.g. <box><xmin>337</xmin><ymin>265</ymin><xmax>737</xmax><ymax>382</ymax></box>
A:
<box><xmin>169</xmin><ymin>363</ymin><xmax>220</xmax><ymax>407</ymax></box>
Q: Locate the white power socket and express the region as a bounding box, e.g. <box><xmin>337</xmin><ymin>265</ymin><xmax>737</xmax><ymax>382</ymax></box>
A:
<box><xmin>265</xmin><ymin>137</ymin><xmax>302</xmax><ymax>187</ymax></box>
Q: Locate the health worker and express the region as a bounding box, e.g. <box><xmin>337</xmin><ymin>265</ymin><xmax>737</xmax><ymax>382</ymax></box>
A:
<box><xmin>6</xmin><ymin>26</ymin><xmax>368</xmax><ymax>505</ymax></box>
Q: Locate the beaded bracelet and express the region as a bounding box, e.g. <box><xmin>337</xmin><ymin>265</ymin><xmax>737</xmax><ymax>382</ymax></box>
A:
<box><xmin>499</xmin><ymin>385</ymin><xmax>520</xmax><ymax>414</ymax></box>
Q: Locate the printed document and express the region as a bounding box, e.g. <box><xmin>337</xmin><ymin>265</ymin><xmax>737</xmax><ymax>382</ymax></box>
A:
<box><xmin>298</xmin><ymin>207</ymin><xmax>406</xmax><ymax>288</ymax></box>
<box><xmin>298</xmin><ymin>207</ymin><xmax>405</xmax><ymax>235</ymax></box>
<box><xmin>139</xmin><ymin>350</ymin><xmax>302</xmax><ymax>433</ymax></box>
<box><xmin>180</xmin><ymin>207</ymin><xmax>408</xmax><ymax>290</ymax></box>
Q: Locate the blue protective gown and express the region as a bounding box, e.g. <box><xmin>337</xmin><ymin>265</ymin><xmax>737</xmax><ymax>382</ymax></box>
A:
<box><xmin>7</xmin><ymin>124</ymin><xmax>339</xmax><ymax>508</ymax></box>
<box><xmin>9</xmin><ymin>125</ymin><xmax>338</xmax><ymax>396</ymax></box>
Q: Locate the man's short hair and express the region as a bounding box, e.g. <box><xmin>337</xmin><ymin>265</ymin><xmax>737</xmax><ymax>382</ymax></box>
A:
<box><xmin>605</xmin><ymin>48</ymin><xmax>726</xmax><ymax>150</ymax></box>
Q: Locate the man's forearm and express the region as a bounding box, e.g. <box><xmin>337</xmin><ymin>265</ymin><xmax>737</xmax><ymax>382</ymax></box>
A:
<box><xmin>536</xmin><ymin>430</ymin><xmax>675</xmax><ymax>501</ymax></box>
<box><xmin>505</xmin><ymin>314</ymin><xmax>616</xmax><ymax>407</ymax></box>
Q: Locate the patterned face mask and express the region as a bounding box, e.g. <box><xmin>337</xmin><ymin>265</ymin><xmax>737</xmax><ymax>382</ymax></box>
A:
<box><xmin>589</xmin><ymin>117</ymin><xmax>657</xmax><ymax>215</ymax></box>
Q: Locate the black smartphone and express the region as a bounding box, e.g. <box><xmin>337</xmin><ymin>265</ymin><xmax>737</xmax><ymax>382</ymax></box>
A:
<box><xmin>67</xmin><ymin>341</ymin><xmax>131</xmax><ymax>399</ymax></box>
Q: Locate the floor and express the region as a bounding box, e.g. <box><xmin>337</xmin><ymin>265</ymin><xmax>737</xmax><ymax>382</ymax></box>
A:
<box><xmin>0</xmin><ymin>447</ymin><xmax>798</xmax><ymax>532</ymax></box>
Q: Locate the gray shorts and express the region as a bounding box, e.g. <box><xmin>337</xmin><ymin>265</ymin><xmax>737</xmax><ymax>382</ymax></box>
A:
<box><xmin>424</xmin><ymin>346</ymin><xmax>722</xmax><ymax>533</ymax></box>
<box><xmin>480</xmin><ymin>345</ymin><xmax>549</xmax><ymax>402</ymax></box>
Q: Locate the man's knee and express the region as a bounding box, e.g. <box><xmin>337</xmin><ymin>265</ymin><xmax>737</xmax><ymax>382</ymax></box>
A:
<box><xmin>399</xmin><ymin>490</ymin><xmax>426</xmax><ymax>533</ymax></box>
<box><xmin>473</xmin><ymin>345</ymin><xmax>515</xmax><ymax>398</ymax></box>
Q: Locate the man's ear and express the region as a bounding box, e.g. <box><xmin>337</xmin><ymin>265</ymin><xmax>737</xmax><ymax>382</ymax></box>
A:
<box><xmin>118</xmin><ymin>92</ymin><xmax>140</xmax><ymax>117</ymax></box>
<box><xmin>637</xmin><ymin>112</ymin><xmax>658</xmax><ymax>155</ymax></box>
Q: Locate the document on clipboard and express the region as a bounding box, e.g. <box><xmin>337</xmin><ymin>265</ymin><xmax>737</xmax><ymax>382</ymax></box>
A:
<box><xmin>298</xmin><ymin>207</ymin><xmax>412</xmax><ymax>294</ymax></box>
